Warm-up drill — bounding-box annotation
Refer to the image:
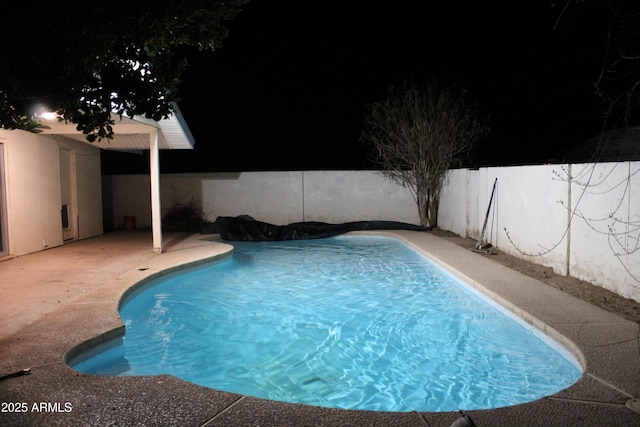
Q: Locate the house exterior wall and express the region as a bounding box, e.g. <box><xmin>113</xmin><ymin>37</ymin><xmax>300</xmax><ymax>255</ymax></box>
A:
<box><xmin>2</xmin><ymin>130</ymin><xmax>62</xmax><ymax>255</ymax></box>
<box><xmin>0</xmin><ymin>129</ymin><xmax>103</xmax><ymax>256</ymax></box>
<box><xmin>58</xmin><ymin>139</ymin><xmax>103</xmax><ymax>240</ymax></box>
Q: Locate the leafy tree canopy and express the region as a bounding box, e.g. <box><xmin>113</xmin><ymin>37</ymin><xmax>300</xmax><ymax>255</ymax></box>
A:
<box><xmin>0</xmin><ymin>1</ymin><xmax>248</xmax><ymax>141</ymax></box>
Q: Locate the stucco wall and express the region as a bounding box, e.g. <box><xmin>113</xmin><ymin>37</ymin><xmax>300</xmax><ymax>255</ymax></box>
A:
<box><xmin>61</xmin><ymin>139</ymin><xmax>103</xmax><ymax>240</ymax></box>
<box><xmin>439</xmin><ymin>162</ymin><xmax>640</xmax><ymax>302</ymax></box>
<box><xmin>2</xmin><ymin>130</ymin><xmax>63</xmax><ymax>255</ymax></box>
<box><xmin>1</xmin><ymin>129</ymin><xmax>103</xmax><ymax>256</ymax></box>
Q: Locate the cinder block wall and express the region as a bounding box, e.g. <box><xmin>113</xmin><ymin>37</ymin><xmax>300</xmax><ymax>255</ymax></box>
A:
<box><xmin>103</xmin><ymin>170</ymin><xmax>419</xmax><ymax>230</ymax></box>
<box><xmin>439</xmin><ymin>162</ymin><xmax>640</xmax><ymax>302</ymax></box>
<box><xmin>104</xmin><ymin>163</ymin><xmax>640</xmax><ymax>302</ymax></box>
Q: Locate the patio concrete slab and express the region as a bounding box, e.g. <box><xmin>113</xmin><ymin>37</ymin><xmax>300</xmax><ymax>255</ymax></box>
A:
<box><xmin>1</xmin><ymin>230</ymin><xmax>639</xmax><ymax>426</ymax></box>
<box><xmin>0</xmin><ymin>230</ymin><xmax>216</xmax><ymax>341</ymax></box>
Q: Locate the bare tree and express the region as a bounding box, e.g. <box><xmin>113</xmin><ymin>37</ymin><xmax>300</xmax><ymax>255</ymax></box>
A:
<box><xmin>361</xmin><ymin>79</ymin><xmax>488</xmax><ymax>228</ymax></box>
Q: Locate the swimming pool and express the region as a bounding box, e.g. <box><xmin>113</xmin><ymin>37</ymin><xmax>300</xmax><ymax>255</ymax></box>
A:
<box><xmin>70</xmin><ymin>236</ymin><xmax>582</xmax><ymax>412</ymax></box>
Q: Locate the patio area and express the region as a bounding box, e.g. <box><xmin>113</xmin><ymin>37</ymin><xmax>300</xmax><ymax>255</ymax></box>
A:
<box><xmin>0</xmin><ymin>230</ymin><xmax>638</xmax><ymax>426</ymax></box>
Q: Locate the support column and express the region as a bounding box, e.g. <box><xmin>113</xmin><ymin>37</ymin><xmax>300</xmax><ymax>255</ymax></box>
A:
<box><xmin>149</xmin><ymin>129</ymin><xmax>162</xmax><ymax>253</ymax></box>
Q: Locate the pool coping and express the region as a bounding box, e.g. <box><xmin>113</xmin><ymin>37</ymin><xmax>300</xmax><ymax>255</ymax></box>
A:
<box><xmin>1</xmin><ymin>230</ymin><xmax>639</xmax><ymax>426</ymax></box>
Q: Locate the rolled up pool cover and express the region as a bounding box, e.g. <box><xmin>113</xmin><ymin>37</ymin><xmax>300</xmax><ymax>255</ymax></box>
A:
<box><xmin>200</xmin><ymin>215</ymin><xmax>427</xmax><ymax>241</ymax></box>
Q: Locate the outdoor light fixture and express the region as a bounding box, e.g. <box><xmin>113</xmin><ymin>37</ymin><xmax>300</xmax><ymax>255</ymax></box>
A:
<box><xmin>39</xmin><ymin>112</ymin><xmax>57</xmax><ymax>120</ymax></box>
<box><xmin>29</xmin><ymin>102</ymin><xmax>57</xmax><ymax>121</ymax></box>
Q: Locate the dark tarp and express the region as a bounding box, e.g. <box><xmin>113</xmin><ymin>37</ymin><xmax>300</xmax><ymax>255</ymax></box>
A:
<box><xmin>200</xmin><ymin>215</ymin><xmax>427</xmax><ymax>241</ymax></box>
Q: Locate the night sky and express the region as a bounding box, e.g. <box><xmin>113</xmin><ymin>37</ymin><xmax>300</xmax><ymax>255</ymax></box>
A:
<box><xmin>102</xmin><ymin>1</ymin><xmax>609</xmax><ymax>174</ymax></box>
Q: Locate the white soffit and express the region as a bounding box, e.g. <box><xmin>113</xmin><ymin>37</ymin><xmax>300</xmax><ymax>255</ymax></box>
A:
<box><xmin>38</xmin><ymin>103</ymin><xmax>195</xmax><ymax>151</ymax></box>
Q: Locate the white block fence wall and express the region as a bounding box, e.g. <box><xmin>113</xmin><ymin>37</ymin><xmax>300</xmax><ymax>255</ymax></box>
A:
<box><xmin>103</xmin><ymin>162</ymin><xmax>639</xmax><ymax>302</ymax></box>
<box><xmin>439</xmin><ymin>162</ymin><xmax>640</xmax><ymax>302</ymax></box>
<box><xmin>102</xmin><ymin>170</ymin><xmax>420</xmax><ymax>230</ymax></box>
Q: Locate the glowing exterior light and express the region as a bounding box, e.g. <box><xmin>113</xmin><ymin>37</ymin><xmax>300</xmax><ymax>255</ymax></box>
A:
<box><xmin>29</xmin><ymin>102</ymin><xmax>57</xmax><ymax>121</ymax></box>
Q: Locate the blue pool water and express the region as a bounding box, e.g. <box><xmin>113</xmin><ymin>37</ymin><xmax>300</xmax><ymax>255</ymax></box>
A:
<box><xmin>71</xmin><ymin>236</ymin><xmax>582</xmax><ymax>412</ymax></box>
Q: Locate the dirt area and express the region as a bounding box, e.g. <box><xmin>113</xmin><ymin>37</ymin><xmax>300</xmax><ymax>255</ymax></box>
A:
<box><xmin>430</xmin><ymin>228</ymin><xmax>640</xmax><ymax>325</ymax></box>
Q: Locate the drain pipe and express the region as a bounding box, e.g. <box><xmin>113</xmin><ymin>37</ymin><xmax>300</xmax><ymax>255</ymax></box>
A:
<box><xmin>565</xmin><ymin>164</ymin><xmax>572</xmax><ymax>277</ymax></box>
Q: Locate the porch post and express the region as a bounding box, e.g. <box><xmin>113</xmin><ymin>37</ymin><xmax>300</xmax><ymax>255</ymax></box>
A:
<box><xmin>149</xmin><ymin>129</ymin><xmax>162</xmax><ymax>253</ymax></box>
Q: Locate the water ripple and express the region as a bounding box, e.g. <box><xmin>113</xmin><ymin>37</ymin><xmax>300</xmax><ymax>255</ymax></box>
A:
<box><xmin>100</xmin><ymin>236</ymin><xmax>582</xmax><ymax>412</ymax></box>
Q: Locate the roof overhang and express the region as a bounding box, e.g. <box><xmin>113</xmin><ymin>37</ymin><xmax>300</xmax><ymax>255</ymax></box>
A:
<box><xmin>37</xmin><ymin>102</ymin><xmax>195</xmax><ymax>151</ymax></box>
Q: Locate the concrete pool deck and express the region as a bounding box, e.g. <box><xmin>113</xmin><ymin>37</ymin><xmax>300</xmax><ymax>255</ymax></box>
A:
<box><xmin>0</xmin><ymin>230</ymin><xmax>638</xmax><ymax>426</ymax></box>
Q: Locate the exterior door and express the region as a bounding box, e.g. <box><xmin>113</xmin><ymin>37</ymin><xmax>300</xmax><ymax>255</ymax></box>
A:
<box><xmin>59</xmin><ymin>147</ymin><xmax>77</xmax><ymax>241</ymax></box>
